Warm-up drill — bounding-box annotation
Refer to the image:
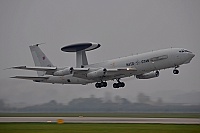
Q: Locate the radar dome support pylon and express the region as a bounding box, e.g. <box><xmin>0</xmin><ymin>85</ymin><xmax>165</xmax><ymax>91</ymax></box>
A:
<box><xmin>61</xmin><ymin>42</ymin><xmax>101</xmax><ymax>68</ymax></box>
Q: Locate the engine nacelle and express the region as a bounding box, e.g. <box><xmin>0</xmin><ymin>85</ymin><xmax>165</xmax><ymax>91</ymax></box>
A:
<box><xmin>87</xmin><ymin>68</ymin><xmax>107</xmax><ymax>79</ymax></box>
<box><xmin>53</xmin><ymin>67</ymin><xmax>73</xmax><ymax>76</ymax></box>
<box><xmin>136</xmin><ymin>71</ymin><xmax>159</xmax><ymax>79</ymax></box>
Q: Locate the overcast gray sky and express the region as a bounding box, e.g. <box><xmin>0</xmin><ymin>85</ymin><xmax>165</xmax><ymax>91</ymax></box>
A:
<box><xmin>0</xmin><ymin>0</ymin><xmax>199</xmax><ymax>106</ymax></box>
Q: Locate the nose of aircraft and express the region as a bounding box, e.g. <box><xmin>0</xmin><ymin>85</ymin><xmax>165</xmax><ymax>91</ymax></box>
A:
<box><xmin>183</xmin><ymin>52</ymin><xmax>195</xmax><ymax>64</ymax></box>
<box><xmin>189</xmin><ymin>53</ymin><xmax>195</xmax><ymax>59</ymax></box>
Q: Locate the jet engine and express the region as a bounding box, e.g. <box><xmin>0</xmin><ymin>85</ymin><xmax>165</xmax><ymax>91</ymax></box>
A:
<box><xmin>136</xmin><ymin>71</ymin><xmax>159</xmax><ymax>79</ymax></box>
<box><xmin>87</xmin><ymin>68</ymin><xmax>107</xmax><ymax>79</ymax></box>
<box><xmin>53</xmin><ymin>67</ymin><xmax>73</xmax><ymax>76</ymax></box>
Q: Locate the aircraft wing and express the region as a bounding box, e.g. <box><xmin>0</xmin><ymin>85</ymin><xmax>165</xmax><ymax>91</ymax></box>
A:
<box><xmin>72</xmin><ymin>68</ymin><xmax>90</xmax><ymax>78</ymax></box>
<box><xmin>10</xmin><ymin>76</ymin><xmax>49</xmax><ymax>81</ymax></box>
<box><xmin>105</xmin><ymin>67</ymin><xmax>137</xmax><ymax>76</ymax></box>
<box><xmin>108</xmin><ymin>67</ymin><xmax>136</xmax><ymax>72</ymax></box>
<box><xmin>73</xmin><ymin>67</ymin><xmax>137</xmax><ymax>80</ymax></box>
<box><xmin>10</xmin><ymin>66</ymin><xmax>57</xmax><ymax>71</ymax></box>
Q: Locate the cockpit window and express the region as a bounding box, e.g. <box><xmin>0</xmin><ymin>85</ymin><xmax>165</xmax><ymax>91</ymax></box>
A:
<box><xmin>179</xmin><ymin>49</ymin><xmax>192</xmax><ymax>53</ymax></box>
<box><xmin>184</xmin><ymin>50</ymin><xmax>192</xmax><ymax>53</ymax></box>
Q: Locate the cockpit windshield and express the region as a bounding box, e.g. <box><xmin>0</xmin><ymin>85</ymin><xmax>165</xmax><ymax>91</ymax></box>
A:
<box><xmin>179</xmin><ymin>49</ymin><xmax>192</xmax><ymax>53</ymax></box>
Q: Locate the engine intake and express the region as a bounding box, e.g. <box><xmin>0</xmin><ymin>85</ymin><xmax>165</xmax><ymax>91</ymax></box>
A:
<box><xmin>136</xmin><ymin>71</ymin><xmax>159</xmax><ymax>79</ymax></box>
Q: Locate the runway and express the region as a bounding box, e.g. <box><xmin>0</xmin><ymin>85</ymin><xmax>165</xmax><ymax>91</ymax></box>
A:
<box><xmin>0</xmin><ymin>117</ymin><xmax>199</xmax><ymax>124</ymax></box>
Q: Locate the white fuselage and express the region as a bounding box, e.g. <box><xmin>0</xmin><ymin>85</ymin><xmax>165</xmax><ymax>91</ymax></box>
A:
<box><xmin>43</xmin><ymin>48</ymin><xmax>194</xmax><ymax>85</ymax></box>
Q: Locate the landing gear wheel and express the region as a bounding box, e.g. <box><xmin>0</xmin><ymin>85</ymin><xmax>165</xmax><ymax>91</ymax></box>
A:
<box><xmin>120</xmin><ymin>82</ymin><xmax>125</xmax><ymax>87</ymax></box>
<box><xmin>102</xmin><ymin>82</ymin><xmax>107</xmax><ymax>87</ymax></box>
<box><xmin>95</xmin><ymin>82</ymin><xmax>107</xmax><ymax>88</ymax></box>
<box><xmin>173</xmin><ymin>69</ymin><xmax>179</xmax><ymax>74</ymax></box>
<box><xmin>113</xmin><ymin>80</ymin><xmax>125</xmax><ymax>88</ymax></box>
<box><xmin>113</xmin><ymin>83</ymin><xmax>119</xmax><ymax>88</ymax></box>
<box><xmin>95</xmin><ymin>83</ymin><xmax>101</xmax><ymax>88</ymax></box>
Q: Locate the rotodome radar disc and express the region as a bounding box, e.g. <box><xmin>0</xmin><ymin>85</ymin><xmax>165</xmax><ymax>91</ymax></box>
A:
<box><xmin>61</xmin><ymin>42</ymin><xmax>101</xmax><ymax>52</ymax></box>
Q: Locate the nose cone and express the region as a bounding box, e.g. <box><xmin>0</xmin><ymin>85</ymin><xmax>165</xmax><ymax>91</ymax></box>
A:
<box><xmin>188</xmin><ymin>52</ymin><xmax>195</xmax><ymax>59</ymax></box>
<box><xmin>190</xmin><ymin>53</ymin><xmax>195</xmax><ymax>58</ymax></box>
<box><xmin>184</xmin><ymin>52</ymin><xmax>195</xmax><ymax>64</ymax></box>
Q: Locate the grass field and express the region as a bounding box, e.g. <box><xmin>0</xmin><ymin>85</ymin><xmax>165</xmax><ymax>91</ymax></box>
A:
<box><xmin>0</xmin><ymin>123</ymin><xmax>199</xmax><ymax>133</ymax></box>
<box><xmin>0</xmin><ymin>113</ymin><xmax>200</xmax><ymax>118</ymax></box>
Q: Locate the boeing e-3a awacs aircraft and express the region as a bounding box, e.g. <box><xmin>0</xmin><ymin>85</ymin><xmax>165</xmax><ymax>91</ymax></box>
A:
<box><xmin>10</xmin><ymin>43</ymin><xmax>195</xmax><ymax>88</ymax></box>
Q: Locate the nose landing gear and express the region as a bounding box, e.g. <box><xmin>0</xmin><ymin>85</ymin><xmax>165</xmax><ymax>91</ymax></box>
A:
<box><xmin>173</xmin><ymin>66</ymin><xmax>179</xmax><ymax>74</ymax></box>
<box><xmin>173</xmin><ymin>69</ymin><xmax>179</xmax><ymax>74</ymax></box>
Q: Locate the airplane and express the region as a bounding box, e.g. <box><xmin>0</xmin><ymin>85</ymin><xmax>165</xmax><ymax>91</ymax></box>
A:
<box><xmin>10</xmin><ymin>42</ymin><xmax>195</xmax><ymax>88</ymax></box>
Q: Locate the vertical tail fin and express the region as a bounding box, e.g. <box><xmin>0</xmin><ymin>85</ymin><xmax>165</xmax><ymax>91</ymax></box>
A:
<box><xmin>29</xmin><ymin>44</ymin><xmax>54</xmax><ymax>76</ymax></box>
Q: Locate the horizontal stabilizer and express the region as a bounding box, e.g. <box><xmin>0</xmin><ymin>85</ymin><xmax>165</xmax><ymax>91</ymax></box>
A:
<box><xmin>10</xmin><ymin>66</ymin><xmax>57</xmax><ymax>71</ymax></box>
<box><xmin>10</xmin><ymin>76</ymin><xmax>49</xmax><ymax>81</ymax></box>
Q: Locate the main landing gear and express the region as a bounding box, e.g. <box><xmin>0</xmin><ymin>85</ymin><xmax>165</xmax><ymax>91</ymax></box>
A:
<box><xmin>95</xmin><ymin>81</ymin><xmax>107</xmax><ymax>88</ymax></box>
<box><xmin>113</xmin><ymin>79</ymin><xmax>125</xmax><ymax>88</ymax></box>
<box><xmin>173</xmin><ymin>66</ymin><xmax>179</xmax><ymax>75</ymax></box>
<box><xmin>95</xmin><ymin>79</ymin><xmax>125</xmax><ymax>89</ymax></box>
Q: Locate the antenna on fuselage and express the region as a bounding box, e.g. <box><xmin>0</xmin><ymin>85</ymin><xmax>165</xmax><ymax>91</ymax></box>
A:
<box><xmin>61</xmin><ymin>42</ymin><xmax>101</xmax><ymax>68</ymax></box>
<box><xmin>34</xmin><ymin>42</ymin><xmax>45</xmax><ymax>46</ymax></box>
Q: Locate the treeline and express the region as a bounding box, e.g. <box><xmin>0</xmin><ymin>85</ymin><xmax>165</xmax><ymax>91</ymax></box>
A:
<box><xmin>1</xmin><ymin>96</ymin><xmax>200</xmax><ymax>113</ymax></box>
